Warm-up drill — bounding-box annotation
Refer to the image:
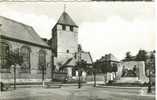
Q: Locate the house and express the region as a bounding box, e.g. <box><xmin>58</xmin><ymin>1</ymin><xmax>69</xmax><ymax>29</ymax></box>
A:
<box><xmin>99</xmin><ymin>53</ymin><xmax>120</xmax><ymax>82</ymax></box>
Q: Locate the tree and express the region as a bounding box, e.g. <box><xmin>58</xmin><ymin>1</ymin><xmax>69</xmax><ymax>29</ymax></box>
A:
<box><xmin>101</xmin><ymin>61</ymin><xmax>112</xmax><ymax>74</ymax></box>
<box><xmin>112</xmin><ymin>63</ymin><xmax>118</xmax><ymax>77</ymax></box>
<box><xmin>123</xmin><ymin>51</ymin><xmax>133</xmax><ymax>61</ymax></box>
<box><xmin>75</xmin><ymin>59</ymin><xmax>88</xmax><ymax>88</ymax></box>
<box><xmin>135</xmin><ymin>50</ymin><xmax>147</xmax><ymax>61</ymax></box>
<box><xmin>8</xmin><ymin>49</ymin><xmax>23</xmax><ymax>89</ymax></box>
<box><xmin>100</xmin><ymin>61</ymin><xmax>112</xmax><ymax>83</ymax></box>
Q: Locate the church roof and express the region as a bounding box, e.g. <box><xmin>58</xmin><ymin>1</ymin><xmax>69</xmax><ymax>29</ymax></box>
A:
<box><xmin>57</xmin><ymin>11</ymin><xmax>77</xmax><ymax>27</ymax></box>
<box><xmin>80</xmin><ymin>52</ymin><xmax>93</xmax><ymax>64</ymax></box>
<box><xmin>0</xmin><ymin>16</ymin><xmax>49</xmax><ymax>48</ymax></box>
<box><xmin>59</xmin><ymin>51</ymin><xmax>93</xmax><ymax>69</ymax></box>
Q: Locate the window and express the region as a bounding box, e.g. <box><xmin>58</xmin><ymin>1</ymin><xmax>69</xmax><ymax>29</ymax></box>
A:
<box><xmin>0</xmin><ymin>42</ymin><xmax>10</xmax><ymax>72</ymax></box>
<box><xmin>21</xmin><ymin>46</ymin><xmax>31</xmax><ymax>73</ymax></box>
<box><xmin>70</xmin><ymin>26</ymin><xmax>73</xmax><ymax>32</ymax></box>
<box><xmin>66</xmin><ymin>50</ymin><xmax>69</xmax><ymax>53</ymax></box>
<box><xmin>38</xmin><ymin>50</ymin><xmax>46</xmax><ymax>72</ymax></box>
<box><xmin>72</xmin><ymin>68</ymin><xmax>75</xmax><ymax>76</ymax></box>
<box><xmin>62</xmin><ymin>25</ymin><xmax>66</xmax><ymax>30</ymax></box>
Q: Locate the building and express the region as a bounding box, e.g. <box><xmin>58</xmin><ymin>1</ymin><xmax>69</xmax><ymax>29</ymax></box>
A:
<box><xmin>51</xmin><ymin>11</ymin><xmax>93</xmax><ymax>80</ymax></box>
<box><xmin>0</xmin><ymin>10</ymin><xmax>93</xmax><ymax>83</ymax></box>
<box><xmin>0</xmin><ymin>16</ymin><xmax>53</xmax><ymax>83</ymax></box>
<box><xmin>86</xmin><ymin>53</ymin><xmax>120</xmax><ymax>84</ymax></box>
<box><xmin>99</xmin><ymin>53</ymin><xmax>120</xmax><ymax>82</ymax></box>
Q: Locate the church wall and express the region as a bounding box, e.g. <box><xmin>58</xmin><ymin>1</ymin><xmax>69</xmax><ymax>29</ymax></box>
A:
<box><xmin>0</xmin><ymin>39</ymin><xmax>52</xmax><ymax>83</ymax></box>
<box><xmin>57</xmin><ymin>25</ymin><xmax>78</xmax><ymax>54</ymax></box>
<box><xmin>53</xmin><ymin>24</ymin><xmax>78</xmax><ymax>72</ymax></box>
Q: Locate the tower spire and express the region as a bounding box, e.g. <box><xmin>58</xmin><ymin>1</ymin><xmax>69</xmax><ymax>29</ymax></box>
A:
<box><xmin>64</xmin><ymin>4</ymin><xmax>66</xmax><ymax>12</ymax></box>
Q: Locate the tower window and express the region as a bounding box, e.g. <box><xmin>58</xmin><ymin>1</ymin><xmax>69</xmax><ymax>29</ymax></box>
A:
<box><xmin>70</xmin><ymin>26</ymin><xmax>73</xmax><ymax>32</ymax></box>
<box><xmin>62</xmin><ymin>25</ymin><xmax>66</xmax><ymax>30</ymax></box>
<box><xmin>66</xmin><ymin>50</ymin><xmax>69</xmax><ymax>53</ymax></box>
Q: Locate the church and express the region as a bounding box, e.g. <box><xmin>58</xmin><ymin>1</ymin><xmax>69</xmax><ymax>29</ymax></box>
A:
<box><xmin>0</xmin><ymin>10</ymin><xmax>93</xmax><ymax>83</ymax></box>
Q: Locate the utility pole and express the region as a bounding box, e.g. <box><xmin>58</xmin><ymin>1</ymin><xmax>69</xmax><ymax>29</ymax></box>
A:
<box><xmin>93</xmin><ymin>69</ymin><xmax>96</xmax><ymax>87</ymax></box>
<box><xmin>51</xmin><ymin>56</ymin><xmax>54</xmax><ymax>81</ymax></box>
<box><xmin>13</xmin><ymin>65</ymin><xmax>16</xmax><ymax>90</ymax></box>
<box><xmin>13</xmin><ymin>48</ymin><xmax>19</xmax><ymax>90</ymax></box>
<box><xmin>78</xmin><ymin>47</ymin><xmax>81</xmax><ymax>88</ymax></box>
<box><xmin>42</xmin><ymin>63</ymin><xmax>45</xmax><ymax>87</ymax></box>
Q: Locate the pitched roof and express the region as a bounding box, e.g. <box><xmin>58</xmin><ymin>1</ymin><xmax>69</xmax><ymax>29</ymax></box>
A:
<box><xmin>57</xmin><ymin>11</ymin><xmax>77</xmax><ymax>27</ymax></box>
<box><xmin>58</xmin><ymin>51</ymin><xmax>93</xmax><ymax>69</ymax></box>
<box><xmin>80</xmin><ymin>52</ymin><xmax>93</xmax><ymax>64</ymax></box>
<box><xmin>0</xmin><ymin>16</ymin><xmax>49</xmax><ymax>48</ymax></box>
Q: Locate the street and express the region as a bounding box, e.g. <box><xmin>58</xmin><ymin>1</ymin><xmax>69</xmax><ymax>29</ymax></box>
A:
<box><xmin>0</xmin><ymin>85</ymin><xmax>155</xmax><ymax>100</ymax></box>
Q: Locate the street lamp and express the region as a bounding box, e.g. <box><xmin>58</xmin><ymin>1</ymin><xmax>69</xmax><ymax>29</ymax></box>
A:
<box><xmin>12</xmin><ymin>65</ymin><xmax>16</xmax><ymax>90</ymax></box>
<box><xmin>93</xmin><ymin>69</ymin><xmax>96</xmax><ymax>87</ymax></box>
<box><xmin>77</xmin><ymin>47</ymin><xmax>82</xmax><ymax>89</ymax></box>
<box><xmin>78</xmin><ymin>69</ymin><xmax>81</xmax><ymax>88</ymax></box>
<box><xmin>9</xmin><ymin>48</ymin><xmax>22</xmax><ymax>90</ymax></box>
<box><xmin>42</xmin><ymin>64</ymin><xmax>45</xmax><ymax>87</ymax></box>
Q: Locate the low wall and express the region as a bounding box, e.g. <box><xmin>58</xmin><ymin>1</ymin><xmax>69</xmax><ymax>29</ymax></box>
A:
<box><xmin>0</xmin><ymin>67</ymin><xmax>52</xmax><ymax>83</ymax></box>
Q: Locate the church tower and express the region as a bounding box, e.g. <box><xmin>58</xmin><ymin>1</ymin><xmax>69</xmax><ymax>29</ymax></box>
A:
<box><xmin>51</xmin><ymin>11</ymin><xmax>78</xmax><ymax>78</ymax></box>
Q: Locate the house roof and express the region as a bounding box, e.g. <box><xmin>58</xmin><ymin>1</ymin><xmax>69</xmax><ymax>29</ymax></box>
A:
<box><xmin>59</xmin><ymin>51</ymin><xmax>93</xmax><ymax>69</ymax></box>
<box><xmin>0</xmin><ymin>16</ymin><xmax>49</xmax><ymax>48</ymax></box>
<box><xmin>57</xmin><ymin>11</ymin><xmax>77</xmax><ymax>27</ymax></box>
<box><xmin>80</xmin><ymin>52</ymin><xmax>93</xmax><ymax>64</ymax></box>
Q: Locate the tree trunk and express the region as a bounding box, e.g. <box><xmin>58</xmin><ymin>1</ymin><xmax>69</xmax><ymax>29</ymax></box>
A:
<box><xmin>115</xmin><ymin>72</ymin><xmax>116</xmax><ymax>79</ymax></box>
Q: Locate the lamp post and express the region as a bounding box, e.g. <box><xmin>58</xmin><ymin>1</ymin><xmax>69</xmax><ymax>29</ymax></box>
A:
<box><xmin>42</xmin><ymin>64</ymin><xmax>45</xmax><ymax>87</ymax></box>
<box><xmin>9</xmin><ymin>48</ymin><xmax>22</xmax><ymax>90</ymax></box>
<box><xmin>13</xmin><ymin>65</ymin><xmax>16</xmax><ymax>90</ymax></box>
<box><xmin>93</xmin><ymin>69</ymin><xmax>96</xmax><ymax>87</ymax></box>
<box><xmin>77</xmin><ymin>47</ymin><xmax>82</xmax><ymax>88</ymax></box>
<box><xmin>78</xmin><ymin>69</ymin><xmax>81</xmax><ymax>88</ymax></box>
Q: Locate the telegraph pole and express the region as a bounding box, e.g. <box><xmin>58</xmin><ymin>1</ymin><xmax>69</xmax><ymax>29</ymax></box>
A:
<box><xmin>93</xmin><ymin>69</ymin><xmax>96</xmax><ymax>87</ymax></box>
<box><xmin>78</xmin><ymin>47</ymin><xmax>81</xmax><ymax>88</ymax></box>
<box><xmin>13</xmin><ymin>65</ymin><xmax>16</xmax><ymax>90</ymax></box>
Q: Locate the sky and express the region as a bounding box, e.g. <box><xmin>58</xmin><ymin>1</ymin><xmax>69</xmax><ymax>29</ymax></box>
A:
<box><xmin>0</xmin><ymin>2</ymin><xmax>155</xmax><ymax>61</ymax></box>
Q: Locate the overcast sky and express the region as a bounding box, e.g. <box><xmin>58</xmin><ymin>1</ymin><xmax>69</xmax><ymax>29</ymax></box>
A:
<box><xmin>0</xmin><ymin>2</ymin><xmax>155</xmax><ymax>61</ymax></box>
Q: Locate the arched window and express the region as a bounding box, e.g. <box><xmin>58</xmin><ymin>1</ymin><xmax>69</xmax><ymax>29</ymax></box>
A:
<box><xmin>21</xmin><ymin>46</ymin><xmax>31</xmax><ymax>73</ymax></box>
<box><xmin>0</xmin><ymin>42</ymin><xmax>10</xmax><ymax>72</ymax></box>
<box><xmin>38</xmin><ymin>50</ymin><xmax>46</xmax><ymax>72</ymax></box>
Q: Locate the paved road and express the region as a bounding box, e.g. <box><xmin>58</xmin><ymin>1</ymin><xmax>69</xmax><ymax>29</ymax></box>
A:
<box><xmin>0</xmin><ymin>86</ymin><xmax>155</xmax><ymax>100</ymax></box>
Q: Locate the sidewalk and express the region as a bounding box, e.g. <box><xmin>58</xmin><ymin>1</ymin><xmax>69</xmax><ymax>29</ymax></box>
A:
<box><xmin>0</xmin><ymin>85</ymin><xmax>155</xmax><ymax>100</ymax></box>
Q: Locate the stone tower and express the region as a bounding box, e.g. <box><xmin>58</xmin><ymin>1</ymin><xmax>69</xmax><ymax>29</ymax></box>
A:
<box><xmin>51</xmin><ymin>11</ymin><xmax>78</xmax><ymax>78</ymax></box>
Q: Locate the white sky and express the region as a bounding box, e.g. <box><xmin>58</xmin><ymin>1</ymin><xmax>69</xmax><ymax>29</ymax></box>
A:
<box><xmin>0</xmin><ymin>2</ymin><xmax>155</xmax><ymax>61</ymax></box>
